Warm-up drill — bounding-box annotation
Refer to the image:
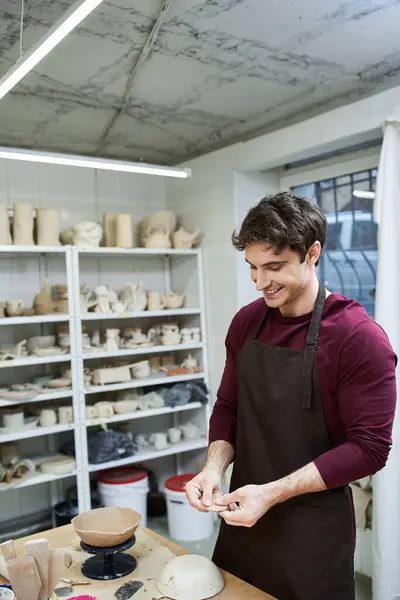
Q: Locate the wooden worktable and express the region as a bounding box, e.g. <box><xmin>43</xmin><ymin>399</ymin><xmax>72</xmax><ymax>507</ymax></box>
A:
<box><xmin>0</xmin><ymin>524</ymin><xmax>274</xmax><ymax>599</ymax></box>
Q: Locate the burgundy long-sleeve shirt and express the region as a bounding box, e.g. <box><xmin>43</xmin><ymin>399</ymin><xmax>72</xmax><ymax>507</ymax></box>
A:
<box><xmin>209</xmin><ymin>294</ymin><xmax>397</xmax><ymax>489</ymax></box>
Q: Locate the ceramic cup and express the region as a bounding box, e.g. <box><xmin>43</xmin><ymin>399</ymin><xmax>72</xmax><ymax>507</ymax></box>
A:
<box><xmin>3</xmin><ymin>410</ymin><xmax>24</xmax><ymax>430</ymax></box>
<box><xmin>152</xmin><ymin>432</ymin><xmax>168</xmax><ymax>451</ymax></box>
<box><xmin>147</xmin><ymin>292</ymin><xmax>166</xmax><ymax>311</ymax></box>
<box><xmin>39</xmin><ymin>409</ymin><xmax>57</xmax><ymax>428</ymax></box>
<box><xmin>58</xmin><ymin>406</ymin><xmax>73</xmax><ymax>425</ymax></box>
<box><xmin>168</xmin><ymin>427</ymin><xmax>182</xmax><ymax>444</ymax></box>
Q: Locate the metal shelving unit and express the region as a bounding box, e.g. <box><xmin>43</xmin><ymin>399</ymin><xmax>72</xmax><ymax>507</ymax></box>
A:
<box><xmin>0</xmin><ymin>246</ymin><xmax>210</xmax><ymax>514</ymax></box>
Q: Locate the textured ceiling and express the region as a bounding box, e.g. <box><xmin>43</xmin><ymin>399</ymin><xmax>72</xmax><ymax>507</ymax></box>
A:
<box><xmin>0</xmin><ymin>0</ymin><xmax>399</xmax><ymax>165</ymax></box>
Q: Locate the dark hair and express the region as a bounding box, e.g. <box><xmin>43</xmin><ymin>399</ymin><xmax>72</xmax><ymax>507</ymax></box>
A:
<box><xmin>232</xmin><ymin>191</ymin><xmax>326</xmax><ymax>265</ymax></box>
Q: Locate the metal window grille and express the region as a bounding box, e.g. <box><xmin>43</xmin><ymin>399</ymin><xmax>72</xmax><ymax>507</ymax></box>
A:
<box><xmin>291</xmin><ymin>168</ymin><xmax>377</xmax><ymax>316</ymax></box>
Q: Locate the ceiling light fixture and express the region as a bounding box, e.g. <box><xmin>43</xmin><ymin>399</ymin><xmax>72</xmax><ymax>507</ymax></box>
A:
<box><xmin>0</xmin><ymin>146</ymin><xmax>190</xmax><ymax>178</ymax></box>
<box><xmin>0</xmin><ymin>0</ymin><xmax>105</xmax><ymax>101</ymax></box>
<box><xmin>353</xmin><ymin>190</ymin><xmax>376</xmax><ymax>199</ymax></box>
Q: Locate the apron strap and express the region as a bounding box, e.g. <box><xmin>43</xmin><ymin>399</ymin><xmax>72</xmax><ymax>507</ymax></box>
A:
<box><xmin>252</xmin><ymin>307</ymin><xmax>270</xmax><ymax>339</ymax></box>
<box><xmin>301</xmin><ymin>283</ymin><xmax>326</xmax><ymax>410</ymax></box>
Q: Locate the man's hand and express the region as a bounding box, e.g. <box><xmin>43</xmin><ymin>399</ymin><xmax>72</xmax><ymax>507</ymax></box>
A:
<box><xmin>217</xmin><ymin>484</ymin><xmax>277</xmax><ymax>527</ymax></box>
<box><xmin>185</xmin><ymin>468</ymin><xmax>225</xmax><ymax>512</ymax></box>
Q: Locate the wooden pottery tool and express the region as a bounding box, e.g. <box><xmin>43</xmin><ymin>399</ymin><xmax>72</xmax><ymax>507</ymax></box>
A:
<box><xmin>64</xmin><ymin>552</ymin><xmax>73</xmax><ymax>569</ymax></box>
<box><xmin>7</xmin><ymin>555</ymin><xmax>41</xmax><ymax>600</ymax></box>
<box><xmin>24</xmin><ymin>538</ymin><xmax>49</xmax><ymax>600</ymax></box>
<box><xmin>48</xmin><ymin>549</ymin><xmax>67</xmax><ymax>598</ymax></box>
<box><xmin>0</xmin><ymin>541</ymin><xmax>16</xmax><ymax>561</ymax></box>
<box><xmin>60</xmin><ymin>577</ymin><xmax>92</xmax><ymax>586</ymax></box>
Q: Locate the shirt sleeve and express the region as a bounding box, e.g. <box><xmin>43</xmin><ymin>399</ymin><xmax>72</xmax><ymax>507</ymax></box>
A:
<box><xmin>314</xmin><ymin>320</ymin><xmax>397</xmax><ymax>489</ymax></box>
<box><xmin>208</xmin><ymin>317</ymin><xmax>238</xmax><ymax>448</ymax></box>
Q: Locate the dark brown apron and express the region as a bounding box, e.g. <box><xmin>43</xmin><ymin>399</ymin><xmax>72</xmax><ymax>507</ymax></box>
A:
<box><xmin>212</xmin><ymin>284</ymin><xmax>355</xmax><ymax>600</ymax></box>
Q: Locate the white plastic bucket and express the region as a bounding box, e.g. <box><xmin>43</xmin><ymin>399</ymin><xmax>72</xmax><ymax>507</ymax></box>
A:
<box><xmin>98</xmin><ymin>467</ymin><xmax>149</xmax><ymax>527</ymax></box>
<box><xmin>165</xmin><ymin>474</ymin><xmax>214</xmax><ymax>541</ymax></box>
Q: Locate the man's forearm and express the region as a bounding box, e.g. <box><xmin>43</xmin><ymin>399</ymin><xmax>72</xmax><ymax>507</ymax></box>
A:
<box><xmin>204</xmin><ymin>441</ymin><xmax>235</xmax><ymax>478</ymax></box>
<box><xmin>265</xmin><ymin>461</ymin><xmax>327</xmax><ymax>506</ymax></box>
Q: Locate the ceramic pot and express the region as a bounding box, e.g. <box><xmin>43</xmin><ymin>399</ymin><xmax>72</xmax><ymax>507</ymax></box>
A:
<box><xmin>131</xmin><ymin>360</ymin><xmax>151</xmax><ymax>379</ymax></box>
<box><xmin>58</xmin><ymin>406</ymin><xmax>73</xmax><ymax>424</ymax></box>
<box><xmin>168</xmin><ymin>427</ymin><xmax>182</xmax><ymax>444</ymax></box>
<box><xmin>147</xmin><ymin>292</ymin><xmax>166</xmax><ymax>311</ymax></box>
<box><xmin>94</xmin><ymin>401</ymin><xmax>114</xmax><ymax>418</ymax></box>
<box><xmin>36</xmin><ymin>208</ymin><xmax>61</xmax><ymax>246</ymax></box>
<box><xmin>165</xmin><ymin>293</ymin><xmax>185</xmax><ymax>309</ymax></box>
<box><xmin>3</xmin><ymin>410</ymin><xmax>24</xmax><ymax>430</ymax></box>
<box><xmin>181</xmin><ymin>422</ymin><xmax>199</xmax><ymax>440</ymax></box>
<box><xmin>39</xmin><ymin>409</ymin><xmax>57</xmax><ymax>428</ymax></box>
<box><xmin>116</xmin><ymin>213</ymin><xmax>133</xmax><ymax>248</ymax></box>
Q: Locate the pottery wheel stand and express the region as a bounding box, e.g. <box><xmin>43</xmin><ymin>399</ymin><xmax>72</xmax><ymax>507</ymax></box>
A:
<box><xmin>80</xmin><ymin>535</ymin><xmax>137</xmax><ymax>580</ymax></box>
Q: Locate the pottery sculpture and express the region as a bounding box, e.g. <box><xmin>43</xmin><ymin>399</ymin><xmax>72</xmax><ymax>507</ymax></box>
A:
<box><xmin>157</xmin><ymin>554</ymin><xmax>224</xmax><ymax>600</ymax></box>
<box><xmin>143</xmin><ymin>229</ymin><xmax>171</xmax><ymax>249</ymax></box>
<box><xmin>131</xmin><ymin>360</ymin><xmax>151</xmax><ymax>379</ymax></box>
<box><xmin>33</xmin><ymin>279</ymin><xmax>57</xmax><ymax>315</ymax></box>
<box><xmin>93</xmin><ymin>286</ymin><xmax>112</xmax><ymax>313</ymax></box>
<box><xmin>12</xmin><ymin>203</ymin><xmax>34</xmax><ymax>245</ymax></box>
<box><xmin>0</xmin><ymin>203</ymin><xmax>11</xmax><ymax>245</ymax></box>
<box><xmin>104</xmin><ymin>329</ymin><xmax>120</xmax><ymax>353</ymax></box>
<box><xmin>116</xmin><ymin>213</ymin><xmax>133</xmax><ymax>248</ymax></box>
<box><xmin>91</xmin><ymin>365</ymin><xmax>132</xmax><ymax>386</ymax></box>
<box><xmin>120</xmin><ymin>282</ymin><xmax>147</xmax><ymax>312</ymax></box>
<box><xmin>171</xmin><ymin>226</ymin><xmax>201</xmax><ymax>249</ymax></box>
<box><xmin>36</xmin><ymin>208</ymin><xmax>61</xmax><ymax>246</ymax></box>
<box><xmin>72</xmin><ymin>506</ymin><xmax>141</xmax><ymax>547</ymax></box>
<box><xmin>72</xmin><ymin>222</ymin><xmax>102</xmax><ymax>248</ymax></box>
<box><xmin>161</xmin><ymin>323</ymin><xmax>181</xmax><ymax>346</ymax></box>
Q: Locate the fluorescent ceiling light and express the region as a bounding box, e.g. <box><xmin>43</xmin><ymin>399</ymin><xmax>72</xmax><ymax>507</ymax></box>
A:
<box><xmin>353</xmin><ymin>190</ymin><xmax>376</xmax><ymax>199</ymax></box>
<box><xmin>0</xmin><ymin>146</ymin><xmax>190</xmax><ymax>178</ymax></box>
<box><xmin>0</xmin><ymin>0</ymin><xmax>105</xmax><ymax>101</ymax></box>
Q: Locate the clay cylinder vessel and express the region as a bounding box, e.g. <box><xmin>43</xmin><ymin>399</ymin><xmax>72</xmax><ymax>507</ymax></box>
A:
<box><xmin>0</xmin><ymin>203</ymin><xmax>11</xmax><ymax>245</ymax></box>
<box><xmin>102</xmin><ymin>213</ymin><xmax>117</xmax><ymax>247</ymax></box>
<box><xmin>116</xmin><ymin>213</ymin><xmax>133</xmax><ymax>248</ymax></box>
<box><xmin>13</xmin><ymin>203</ymin><xmax>34</xmax><ymax>245</ymax></box>
<box><xmin>36</xmin><ymin>208</ymin><xmax>61</xmax><ymax>246</ymax></box>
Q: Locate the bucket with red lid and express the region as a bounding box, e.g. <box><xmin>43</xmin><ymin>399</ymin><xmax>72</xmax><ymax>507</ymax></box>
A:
<box><xmin>164</xmin><ymin>474</ymin><xmax>214</xmax><ymax>541</ymax></box>
<box><xmin>97</xmin><ymin>467</ymin><xmax>149</xmax><ymax>527</ymax></box>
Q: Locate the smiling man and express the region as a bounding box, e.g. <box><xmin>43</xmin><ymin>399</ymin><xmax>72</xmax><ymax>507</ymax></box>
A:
<box><xmin>185</xmin><ymin>192</ymin><xmax>397</xmax><ymax>600</ymax></box>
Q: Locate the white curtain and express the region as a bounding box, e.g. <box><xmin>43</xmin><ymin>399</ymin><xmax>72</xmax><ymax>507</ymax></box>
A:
<box><xmin>373</xmin><ymin>122</ymin><xmax>400</xmax><ymax>600</ymax></box>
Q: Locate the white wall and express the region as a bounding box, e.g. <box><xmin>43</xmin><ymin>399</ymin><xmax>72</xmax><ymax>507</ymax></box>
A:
<box><xmin>0</xmin><ymin>160</ymin><xmax>167</xmax><ymax>528</ymax></box>
<box><xmin>166</xmin><ymin>163</ymin><xmax>237</xmax><ymax>402</ymax></box>
<box><xmin>234</xmin><ymin>170</ymin><xmax>281</xmax><ymax>309</ymax></box>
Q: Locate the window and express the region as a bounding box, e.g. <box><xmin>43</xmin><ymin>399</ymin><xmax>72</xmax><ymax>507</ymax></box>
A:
<box><xmin>292</xmin><ymin>168</ymin><xmax>377</xmax><ymax>316</ymax></box>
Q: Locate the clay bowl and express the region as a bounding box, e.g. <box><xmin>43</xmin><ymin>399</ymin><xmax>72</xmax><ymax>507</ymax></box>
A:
<box><xmin>72</xmin><ymin>507</ymin><xmax>141</xmax><ymax>547</ymax></box>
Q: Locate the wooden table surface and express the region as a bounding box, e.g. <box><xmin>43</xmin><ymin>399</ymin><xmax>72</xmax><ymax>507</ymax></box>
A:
<box><xmin>0</xmin><ymin>524</ymin><xmax>274</xmax><ymax>599</ymax></box>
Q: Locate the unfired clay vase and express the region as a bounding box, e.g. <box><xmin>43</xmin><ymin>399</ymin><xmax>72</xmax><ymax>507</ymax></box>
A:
<box><xmin>36</xmin><ymin>208</ymin><xmax>61</xmax><ymax>246</ymax></box>
<box><xmin>13</xmin><ymin>203</ymin><xmax>34</xmax><ymax>245</ymax></box>
<box><xmin>157</xmin><ymin>554</ymin><xmax>224</xmax><ymax>600</ymax></box>
<box><xmin>102</xmin><ymin>213</ymin><xmax>117</xmax><ymax>247</ymax></box>
<box><xmin>0</xmin><ymin>203</ymin><xmax>11</xmax><ymax>245</ymax></box>
<box><xmin>72</xmin><ymin>506</ymin><xmax>141</xmax><ymax>547</ymax></box>
<box><xmin>116</xmin><ymin>213</ymin><xmax>133</xmax><ymax>248</ymax></box>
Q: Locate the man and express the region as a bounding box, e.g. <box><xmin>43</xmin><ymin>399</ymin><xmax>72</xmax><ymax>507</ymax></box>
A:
<box><xmin>185</xmin><ymin>192</ymin><xmax>397</xmax><ymax>600</ymax></box>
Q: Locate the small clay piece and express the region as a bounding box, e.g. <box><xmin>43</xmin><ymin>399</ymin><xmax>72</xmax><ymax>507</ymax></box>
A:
<box><xmin>54</xmin><ymin>587</ymin><xmax>73</xmax><ymax>597</ymax></box>
<box><xmin>36</xmin><ymin>208</ymin><xmax>61</xmax><ymax>246</ymax></box>
<box><xmin>116</xmin><ymin>214</ymin><xmax>133</xmax><ymax>248</ymax></box>
<box><xmin>72</xmin><ymin>507</ymin><xmax>141</xmax><ymax>547</ymax></box>
<box><xmin>12</xmin><ymin>202</ymin><xmax>34</xmax><ymax>245</ymax></box>
<box><xmin>0</xmin><ymin>203</ymin><xmax>11</xmax><ymax>245</ymax></box>
<box><xmin>114</xmin><ymin>581</ymin><xmax>143</xmax><ymax>599</ymax></box>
